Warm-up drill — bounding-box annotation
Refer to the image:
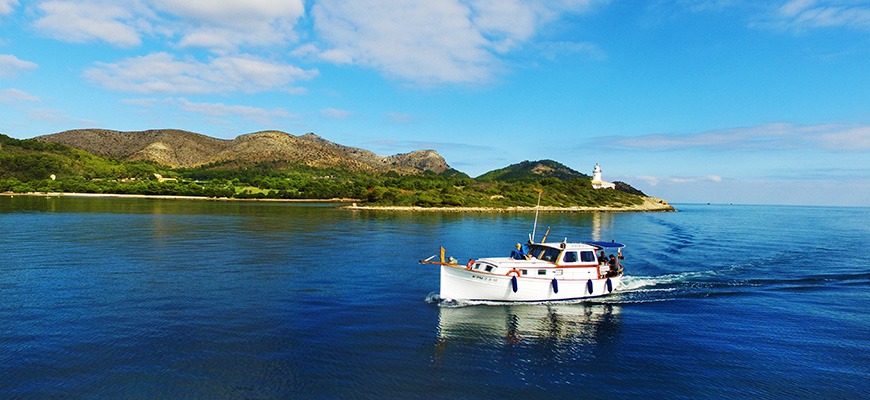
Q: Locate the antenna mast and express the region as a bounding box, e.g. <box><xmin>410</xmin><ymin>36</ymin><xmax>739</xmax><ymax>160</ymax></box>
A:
<box><xmin>531</xmin><ymin>190</ymin><xmax>542</xmax><ymax>242</ymax></box>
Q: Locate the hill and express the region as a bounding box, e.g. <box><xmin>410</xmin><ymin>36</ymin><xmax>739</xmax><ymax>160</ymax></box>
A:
<box><xmin>474</xmin><ymin>159</ymin><xmax>646</xmax><ymax>196</ymax></box>
<box><xmin>37</xmin><ymin>129</ymin><xmax>452</xmax><ymax>174</ymax></box>
<box><xmin>476</xmin><ymin>160</ymin><xmax>589</xmax><ymax>182</ymax></box>
<box><xmin>0</xmin><ymin>133</ymin><xmax>157</xmax><ymax>181</ymax></box>
<box><xmin>2</xmin><ymin>130</ymin><xmax>670</xmax><ymax>210</ymax></box>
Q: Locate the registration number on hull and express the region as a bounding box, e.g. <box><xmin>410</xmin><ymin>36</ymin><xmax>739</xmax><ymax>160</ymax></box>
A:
<box><xmin>470</xmin><ymin>274</ymin><xmax>497</xmax><ymax>283</ymax></box>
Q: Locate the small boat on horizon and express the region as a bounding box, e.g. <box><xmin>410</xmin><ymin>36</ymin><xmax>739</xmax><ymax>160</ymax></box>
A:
<box><xmin>420</xmin><ymin>235</ymin><xmax>626</xmax><ymax>304</ymax></box>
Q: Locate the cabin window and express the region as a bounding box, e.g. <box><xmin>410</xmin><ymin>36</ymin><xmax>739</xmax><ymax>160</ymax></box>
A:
<box><xmin>473</xmin><ymin>264</ymin><xmax>480</xmax><ymax>270</ymax></box>
<box><xmin>563</xmin><ymin>252</ymin><xmax>578</xmax><ymax>263</ymax></box>
<box><xmin>485</xmin><ymin>265</ymin><xmax>493</xmax><ymax>272</ymax></box>
<box><xmin>521</xmin><ymin>269</ymin><xmax>528</xmax><ymax>275</ymax></box>
<box><xmin>528</xmin><ymin>245</ymin><xmax>562</xmax><ymax>262</ymax></box>
<box><xmin>580</xmin><ymin>251</ymin><xmax>595</xmax><ymax>262</ymax></box>
<box><xmin>537</xmin><ymin>269</ymin><xmax>547</xmax><ymax>276</ymax></box>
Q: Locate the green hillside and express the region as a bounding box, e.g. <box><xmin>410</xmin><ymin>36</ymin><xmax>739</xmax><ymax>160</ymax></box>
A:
<box><xmin>476</xmin><ymin>159</ymin><xmax>589</xmax><ymax>182</ymax></box>
<box><xmin>0</xmin><ymin>134</ymin><xmax>166</xmax><ymax>190</ymax></box>
<box><xmin>1</xmin><ymin>133</ymin><xmax>653</xmax><ymax>208</ymax></box>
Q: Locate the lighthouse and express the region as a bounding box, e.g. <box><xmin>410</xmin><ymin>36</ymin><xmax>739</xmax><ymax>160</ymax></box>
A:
<box><xmin>591</xmin><ymin>163</ymin><xmax>615</xmax><ymax>189</ymax></box>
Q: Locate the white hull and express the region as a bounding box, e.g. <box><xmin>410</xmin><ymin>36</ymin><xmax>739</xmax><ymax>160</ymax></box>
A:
<box><xmin>440</xmin><ymin>264</ymin><xmax>621</xmax><ymax>303</ymax></box>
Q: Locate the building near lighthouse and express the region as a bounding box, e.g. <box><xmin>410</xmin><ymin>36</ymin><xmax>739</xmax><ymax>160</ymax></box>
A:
<box><xmin>591</xmin><ymin>163</ymin><xmax>615</xmax><ymax>190</ymax></box>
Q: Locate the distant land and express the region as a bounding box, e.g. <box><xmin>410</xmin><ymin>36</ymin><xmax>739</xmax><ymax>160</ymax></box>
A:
<box><xmin>37</xmin><ymin>128</ymin><xmax>452</xmax><ymax>174</ymax></box>
<box><xmin>0</xmin><ymin>129</ymin><xmax>674</xmax><ymax>211</ymax></box>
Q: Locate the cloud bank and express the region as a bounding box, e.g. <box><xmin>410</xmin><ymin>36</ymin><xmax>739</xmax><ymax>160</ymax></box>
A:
<box><xmin>610</xmin><ymin>122</ymin><xmax>870</xmax><ymax>152</ymax></box>
<box><xmin>84</xmin><ymin>52</ymin><xmax>317</xmax><ymax>94</ymax></box>
<box><xmin>307</xmin><ymin>0</ymin><xmax>604</xmax><ymax>85</ymax></box>
<box><xmin>28</xmin><ymin>0</ymin><xmax>608</xmax><ymax>91</ymax></box>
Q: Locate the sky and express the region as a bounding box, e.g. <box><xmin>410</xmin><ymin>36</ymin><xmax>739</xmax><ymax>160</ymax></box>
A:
<box><xmin>0</xmin><ymin>0</ymin><xmax>868</xmax><ymax>206</ymax></box>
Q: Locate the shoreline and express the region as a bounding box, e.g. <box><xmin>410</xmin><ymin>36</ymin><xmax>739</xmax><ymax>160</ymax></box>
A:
<box><xmin>0</xmin><ymin>191</ymin><xmax>358</xmax><ymax>203</ymax></box>
<box><xmin>1</xmin><ymin>191</ymin><xmax>676</xmax><ymax>212</ymax></box>
<box><xmin>342</xmin><ymin>197</ymin><xmax>676</xmax><ymax>213</ymax></box>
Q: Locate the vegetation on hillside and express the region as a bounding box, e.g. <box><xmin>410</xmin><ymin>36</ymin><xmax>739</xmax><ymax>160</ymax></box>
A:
<box><xmin>0</xmin><ymin>133</ymin><xmax>647</xmax><ymax>208</ymax></box>
<box><xmin>476</xmin><ymin>159</ymin><xmax>589</xmax><ymax>182</ymax></box>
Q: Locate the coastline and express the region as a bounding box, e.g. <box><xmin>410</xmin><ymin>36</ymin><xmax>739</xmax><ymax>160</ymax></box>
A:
<box><xmin>342</xmin><ymin>197</ymin><xmax>676</xmax><ymax>213</ymax></box>
<box><xmin>0</xmin><ymin>191</ymin><xmax>358</xmax><ymax>203</ymax></box>
<box><xmin>1</xmin><ymin>192</ymin><xmax>675</xmax><ymax>212</ymax></box>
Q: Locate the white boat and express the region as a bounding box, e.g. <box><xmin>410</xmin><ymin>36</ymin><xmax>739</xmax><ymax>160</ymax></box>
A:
<box><xmin>421</xmin><ymin>238</ymin><xmax>626</xmax><ymax>303</ymax></box>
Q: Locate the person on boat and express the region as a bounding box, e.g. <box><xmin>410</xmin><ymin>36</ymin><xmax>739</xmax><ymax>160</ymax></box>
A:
<box><xmin>609</xmin><ymin>254</ymin><xmax>624</xmax><ymax>274</ymax></box>
<box><xmin>599</xmin><ymin>250</ymin><xmax>608</xmax><ymax>264</ymax></box>
<box><xmin>510</xmin><ymin>243</ymin><xmax>527</xmax><ymax>260</ymax></box>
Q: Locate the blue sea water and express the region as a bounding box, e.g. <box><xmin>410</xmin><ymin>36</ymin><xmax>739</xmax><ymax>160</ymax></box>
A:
<box><xmin>0</xmin><ymin>196</ymin><xmax>868</xmax><ymax>399</ymax></box>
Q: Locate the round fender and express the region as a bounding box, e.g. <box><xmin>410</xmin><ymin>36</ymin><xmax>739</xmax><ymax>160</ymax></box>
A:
<box><xmin>606</xmin><ymin>278</ymin><xmax>613</xmax><ymax>293</ymax></box>
<box><xmin>511</xmin><ymin>276</ymin><xmax>518</xmax><ymax>293</ymax></box>
<box><xmin>586</xmin><ymin>279</ymin><xmax>593</xmax><ymax>294</ymax></box>
<box><xmin>551</xmin><ymin>278</ymin><xmax>559</xmax><ymax>294</ymax></box>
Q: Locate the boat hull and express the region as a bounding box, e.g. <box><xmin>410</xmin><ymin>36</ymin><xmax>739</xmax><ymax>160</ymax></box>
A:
<box><xmin>439</xmin><ymin>264</ymin><xmax>621</xmax><ymax>303</ymax></box>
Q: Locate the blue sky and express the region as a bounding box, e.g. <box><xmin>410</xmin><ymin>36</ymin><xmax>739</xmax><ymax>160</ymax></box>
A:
<box><xmin>1</xmin><ymin>0</ymin><xmax>868</xmax><ymax>206</ymax></box>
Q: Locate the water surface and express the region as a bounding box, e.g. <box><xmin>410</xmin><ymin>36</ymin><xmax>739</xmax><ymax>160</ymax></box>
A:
<box><xmin>1</xmin><ymin>197</ymin><xmax>868</xmax><ymax>398</ymax></box>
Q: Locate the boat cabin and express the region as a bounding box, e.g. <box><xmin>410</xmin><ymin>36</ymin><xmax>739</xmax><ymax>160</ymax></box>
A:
<box><xmin>526</xmin><ymin>242</ymin><xmax>599</xmax><ymax>266</ymax></box>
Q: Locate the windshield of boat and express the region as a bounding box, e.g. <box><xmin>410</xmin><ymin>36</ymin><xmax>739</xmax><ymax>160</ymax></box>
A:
<box><xmin>528</xmin><ymin>245</ymin><xmax>561</xmax><ymax>262</ymax></box>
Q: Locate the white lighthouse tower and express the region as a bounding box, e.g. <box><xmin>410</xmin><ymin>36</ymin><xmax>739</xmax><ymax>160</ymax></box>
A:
<box><xmin>591</xmin><ymin>163</ymin><xmax>615</xmax><ymax>189</ymax></box>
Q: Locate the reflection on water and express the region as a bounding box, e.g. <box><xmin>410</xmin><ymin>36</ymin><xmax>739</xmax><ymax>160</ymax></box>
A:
<box><xmin>590</xmin><ymin>212</ymin><xmax>616</xmax><ymax>242</ymax></box>
<box><xmin>436</xmin><ymin>303</ymin><xmax>621</xmax><ymax>347</ymax></box>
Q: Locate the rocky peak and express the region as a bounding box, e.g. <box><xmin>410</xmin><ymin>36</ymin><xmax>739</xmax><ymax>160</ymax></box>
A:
<box><xmin>385</xmin><ymin>150</ymin><xmax>450</xmax><ymax>174</ymax></box>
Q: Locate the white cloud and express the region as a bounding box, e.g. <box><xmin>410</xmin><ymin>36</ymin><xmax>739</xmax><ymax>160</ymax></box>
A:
<box><xmin>27</xmin><ymin>0</ymin><xmax>607</xmax><ymax>88</ymax></box>
<box><xmin>150</xmin><ymin>0</ymin><xmax>303</xmax><ymax>27</ymax></box>
<box><xmin>668</xmin><ymin>175</ymin><xmax>723</xmax><ymax>184</ymax></box>
<box><xmin>610</xmin><ymin>122</ymin><xmax>870</xmax><ymax>152</ymax></box>
<box><xmin>123</xmin><ymin>97</ymin><xmax>298</xmax><ymax>125</ymax></box>
<box><xmin>83</xmin><ymin>52</ymin><xmax>317</xmax><ymax>94</ymax></box>
<box><xmin>0</xmin><ymin>54</ymin><xmax>38</xmax><ymax>78</ymax></box>
<box><xmin>32</xmin><ymin>0</ymin><xmax>305</xmax><ymax>52</ymax></box>
<box><xmin>311</xmin><ymin>0</ymin><xmax>493</xmax><ymax>85</ymax></box>
<box><xmin>34</xmin><ymin>1</ymin><xmax>145</xmax><ymax>47</ymax></box>
<box><xmin>467</xmin><ymin>0</ymin><xmax>539</xmax><ymax>53</ymax></box>
<box><xmin>759</xmin><ymin>0</ymin><xmax>870</xmax><ymax>31</ymax></box>
<box><xmin>320</xmin><ymin>108</ymin><xmax>353</xmax><ymax>120</ymax></box>
<box><xmin>151</xmin><ymin>0</ymin><xmax>305</xmax><ymax>52</ymax></box>
<box><xmin>633</xmin><ymin>174</ymin><xmax>722</xmax><ymax>186</ymax></box>
<box><xmin>0</xmin><ymin>88</ymin><xmax>39</xmax><ymax>103</ymax></box>
<box><xmin>309</xmin><ymin>0</ymin><xmax>605</xmax><ymax>85</ymax></box>
<box><xmin>635</xmin><ymin>175</ymin><xmax>661</xmax><ymax>186</ymax></box>
<box><xmin>120</xmin><ymin>97</ymin><xmax>159</xmax><ymax>107</ymax></box>
<box><xmin>176</xmin><ymin>98</ymin><xmax>297</xmax><ymax>125</ymax></box>
<box><xmin>0</xmin><ymin>0</ymin><xmax>18</xmax><ymax>15</ymax></box>
<box><xmin>812</xmin><ymin>124</ymin><xmax>870</xmax><ymax>150</ymax></box>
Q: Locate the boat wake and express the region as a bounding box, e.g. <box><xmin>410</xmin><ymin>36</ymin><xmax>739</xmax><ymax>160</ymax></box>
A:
<box><xmin>425</xmin><ymin>264</ymin><xmax>870</xmax><ymax>307</ymax></box>
<box><xmin>611</xmin><ymin>265</ymin><xmax>870</xmax><ymax>304</ymax></box>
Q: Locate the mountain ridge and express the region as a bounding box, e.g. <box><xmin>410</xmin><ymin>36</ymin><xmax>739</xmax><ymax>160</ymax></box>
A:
<box><xmin>36</xmin><ymin>129</ymin><xmax>452</xmax><ymax>174</ymax></box>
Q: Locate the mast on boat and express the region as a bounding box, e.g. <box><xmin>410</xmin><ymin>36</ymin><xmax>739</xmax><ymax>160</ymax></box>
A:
<box><xmin>530</xmin><ymin>190</ymin><xmax>542</xmax><ymax>243</ymax></box>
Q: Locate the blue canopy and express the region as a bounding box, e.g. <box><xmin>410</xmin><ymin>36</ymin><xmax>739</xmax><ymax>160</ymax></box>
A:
<box><xmin>584</xmin><ymin>241</ymin><xmax>625</xmax><ymax>249</ymax></box>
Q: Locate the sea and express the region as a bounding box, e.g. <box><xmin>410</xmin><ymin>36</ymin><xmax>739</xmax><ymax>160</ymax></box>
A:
<box><xmin>0</xmin><ymin>196</ymin><xmax>867</xmax><ymax>399</ymax></box>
